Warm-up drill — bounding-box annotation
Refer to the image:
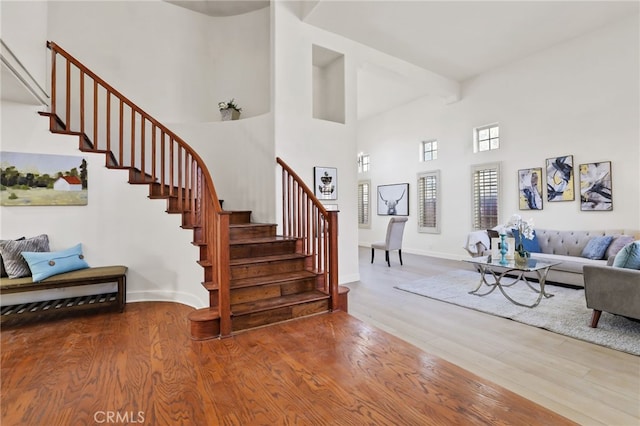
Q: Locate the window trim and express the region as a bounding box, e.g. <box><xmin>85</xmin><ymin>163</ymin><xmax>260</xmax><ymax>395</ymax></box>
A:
<box><xmin>420</xmin><ymin>140</ymin><xmax>438</xmax><ymax>162</ymax></box>
<box><xmin>417</xmin><ymin>170</ymin><xmax>441</xmax><ymax>234</ymax></box>
<box><xmin>357</xmin><ymin>153</ymin><xmax>370</xmax><ymax>173</ymax></box>
<box><xmin>474</xmin><ymin>123</ymin><xmax>500</xmax><ymax>153</ymax></box>
<box><xmin>470</xmin><ymin>162</ymin><xmax>501</xmax><ymax>230</ymax></box>
<box><xmin>357</xmin><ymin>179</ymin><xmax>371</xmax><ymax>228</ymax></box>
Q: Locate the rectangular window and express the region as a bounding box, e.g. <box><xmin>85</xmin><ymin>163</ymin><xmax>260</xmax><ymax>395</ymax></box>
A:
<box><xmin>358</xmin><ymin>180</ymin><xmax>371</xmax><ymax>228</ymax></box>
<box><xmin>421</xmin><ymin>140</ymin><xmax>438</xmax><ymax>161</ymax></box>
<box><xmin>474</xmin><ymin>124</ymin><xmax>499</xmax><ymax>152</ymax></box>
<box><xmin>471</xmin><ymin>163</ymin><xmax>500</xmax><ymax>230</ymax></box>
<box><xmin>357</xmin><ymin>153</ymin><xmax>370</xmax><ymax>173</ymax></box>
<box><xmin>417</xmin><ymin>170</ymin><xmax>440</xmax><ymax>233</ymax></box>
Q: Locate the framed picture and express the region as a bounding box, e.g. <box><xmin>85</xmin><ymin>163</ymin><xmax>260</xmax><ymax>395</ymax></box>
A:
<box><xmin>377</xmin><ymin>183</ymin><xmax>409</xmax><ymax>216</ymax></box>
<box><xmin>546</xmin><ymin>155</ymin><xmax>574</xmax><ymax>201</ymax></box>
<box><xmin>579</xmin><ymin>161</ymin><xmax>612</xmax><ymax>211</ymax></box>
<box><xmin>314</xmin><ymin>167</ymin><xmax>337</xmax><ymax>200</ymax></box>
<box><xmin>518</xmin><ymin>167</ymin><xmax>543</xmax><ymax>210</ymax></box>
<box><xmin>1</xmin><ymin>151</ymin><xmax>88</xmax><ymax>206</ymax></box>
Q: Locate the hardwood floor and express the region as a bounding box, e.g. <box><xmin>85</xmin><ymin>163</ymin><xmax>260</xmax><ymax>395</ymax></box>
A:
<box><xmin>1</xmin><ymin>248</ymin><xmax>636</xmax><ymax>425</ymax></box>
<box><xmin>351</xmin><ymin>247</ymin><xmax>640</xmax><ymax>426</ymax></box>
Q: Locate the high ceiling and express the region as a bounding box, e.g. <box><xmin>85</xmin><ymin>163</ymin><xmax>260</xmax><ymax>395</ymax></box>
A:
<box><xmin>165</xmin><ymin>0</ymin><xmax>269</xmax><ymax>17</ymax></box>
<box><xmin>167</xmin><ymin>0</ymin><xmax>638</xmax><ymax>82</ymax></box>
<box><xmin>303</xmin><ymin>1</ymin><xmax>639</xmax><ymax>82</ymax></box>
<box><xmin>4</xmin><ymin>1</ymin><xmax>638</xmax><ymax>118</ymax></box>
<box><xmin>166</xmin><ymin>1</ymin><xmax>638</xmax><ymax>119</ymax></box>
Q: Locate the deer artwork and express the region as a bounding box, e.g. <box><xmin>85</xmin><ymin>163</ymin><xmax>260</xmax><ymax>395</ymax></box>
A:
<box><xmin>379</xmin><ymin>188</ymin><xmax>406</xmax><ymax>215</ymax></box>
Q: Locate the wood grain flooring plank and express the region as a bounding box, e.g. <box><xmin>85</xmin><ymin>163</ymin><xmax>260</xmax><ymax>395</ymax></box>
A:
<box><xmin>1</xmin><ymin>298</ymin><xmax>577</xmax><ymax>425</ymax></box>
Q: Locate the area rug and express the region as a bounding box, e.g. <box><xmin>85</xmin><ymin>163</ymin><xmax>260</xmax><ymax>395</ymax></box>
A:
<box><xmin>394</xmin><ymin>269</ymin><xmax>640</xmax><ymax>356</ymax></box>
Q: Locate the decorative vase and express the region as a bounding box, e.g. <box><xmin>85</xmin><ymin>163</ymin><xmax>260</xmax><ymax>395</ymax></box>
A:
<box><xmin>499</xmin><ymin>233</ymin><xmax>508</xmax><ymax>265</ymax></box>
<box><xmin>220</xmin><ymin>108</ymin><xmax>240</xmax><ymax>121</ymax></box>
<box><xmin>515</xmin><ymin>250</ymin><xmax>530</xmax><ymax>267</ymax></box>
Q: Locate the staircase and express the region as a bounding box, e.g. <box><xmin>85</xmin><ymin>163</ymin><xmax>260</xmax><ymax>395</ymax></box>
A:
<box><xmin>43</xmin><ymin>41</ymin><xmax>346</xmax><ymax>339</ymax></box>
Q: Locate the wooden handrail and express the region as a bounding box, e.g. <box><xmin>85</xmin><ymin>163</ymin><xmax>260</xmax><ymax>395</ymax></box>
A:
<box><xmin>276</xmin><ymin>157</ymin><xmax>339</xmax><ymax>310</ymax></box>
<box><xmin>46</xmin><ymin>41</ymin><xmax>231</xmax><ymax>336</ymax></box>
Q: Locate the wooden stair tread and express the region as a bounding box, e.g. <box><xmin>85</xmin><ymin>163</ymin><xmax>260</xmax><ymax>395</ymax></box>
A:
<box><xmin>230</xmin><ymin>223</ymin><xmax>276</xmax><ymax>229</ymax></box>
<box><xmin>230</xmin><ymin>253</ymin><xmax>307</xmax><ymax>266</ymax></box>
<box><xmin>231</xmin><ymin>271</ymin><xmax>317</xmax><ymax>289</ymax></box>
<box><xmin>230</xmin><ymin>236</ymin><xmax>298</xmax><ymax>245</ymax></box>
<box><xmin>232</xmin><ymin>290</ymin><xmax>328</xmax><ymax>316</ymax></box>
<box><xmin>187</xmin><ymin>307</ymin><xmax>220</xmax><ymax>321</ymax></box>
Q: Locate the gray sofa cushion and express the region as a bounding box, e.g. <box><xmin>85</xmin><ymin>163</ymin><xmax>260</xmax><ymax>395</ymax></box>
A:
<box><xmin>531</xmin><ymin>252</ymin><xmax>606</xmax><ymax>274</ymax></box>
<box><xmin>605</xmin><ymin>235</ymin><xmax>636</xmax><ymax>259</ymax></box>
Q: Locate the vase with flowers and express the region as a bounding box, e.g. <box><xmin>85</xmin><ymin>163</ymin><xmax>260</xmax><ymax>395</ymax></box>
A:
<box><xmin>506</xmin><ymin>214</ymin><xmax>534</xmax><ymax>267</ymax></box>
<box><xmin>218</xmin><ymin>98</ymin><xmax>242</xmax><ymax>121</ymax></box>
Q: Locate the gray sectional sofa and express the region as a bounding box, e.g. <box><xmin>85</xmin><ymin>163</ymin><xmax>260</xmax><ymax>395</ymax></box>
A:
<box><xmin>468</xmin><ymin>229</ymin><xmax>640</xmax><ymax>287</ymax></box>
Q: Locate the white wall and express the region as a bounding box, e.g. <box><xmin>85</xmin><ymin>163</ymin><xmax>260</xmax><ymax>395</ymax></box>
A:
<box><xmin>1</xmin><ymin>1</ymin><xmax>274</xmax><ymax>307</ymax></box>
<box><xmin>169</xmin><ymin>113</ymin><xmax>275</xmax><ymax>222</ymax></box>
<box><xmin>0</xmin><ymin>0</ymin><xmax>49</xmax><ymax>90</ymax></box>
<box><xmin>208</xmin><ymin>7</ymin><xmax>271</xmax><ymax>120</ymax></box>
<box><xmin>358</xmin><ymin>15</ymin><xmax>640</xmax><ymax>260</ymax></box>
<box><xmin>47</xmin><ymin>1</ymin><xmax>215</xmax><ymax>124</ymax></box>
<box><xmin>1</xmin><ymin>102</ymin><xmax>206</xmax><ymax>307</ymax></box>
<box><xmin>273</xmin><ymin>2</ymin><xmax>360</xmax><ymax>283</ymax></box>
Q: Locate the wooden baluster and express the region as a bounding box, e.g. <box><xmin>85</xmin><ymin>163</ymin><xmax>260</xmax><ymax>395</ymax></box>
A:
<box><xmin>50</xmin><ymin>48</ymin><xmax>57</xmax><ymax>117</ymax></box>
<box><xmin>65</xmin><ymin>60</ymin><xmax>70</xmax><ymax>130</ymax></box>
<box><xmin>93</xmin><ymin>79</ymin><xmax>98</xmax><ymax>148</ymax></box>
<box><xmin>106</xmin><ymin>92</ymin><xmax>111</xmax><ymax>155</ymax></box>
<box><xmin>151</xmin><ymin>124</ymin><xmax>157</xmax><ymax>182</ymax></box>
<box><xmin>177</xmin><ymin>147</ymin><xmax>183</xmax><ymax>211</ymax></box>
<box><xmin>169</xmin><ymin>137</ymin><xmax>174</xmax><ymax>197</ymax></box>
<box><xmin>118</xmin><ymin>100</ymin><xmax>124</xmax><ymax>165</ymax></box>
<box><xmin>161</xmin><ymin>132</ymin><xmax>166</xmax><ymax>196</ymax></box>
<box><xmin>140</xmin><ymin>116</ymin><xmax>146</xmax><ymax>177</ymax></box>
<box><xmin>130</xmin><ymin>108</ymin><xmax>135</xmax><ymax>169</ymax></box>
<box><xmin>79</xmin><ymin>71</ymin><xmax>85</xmax><ymax>135</ymax></box>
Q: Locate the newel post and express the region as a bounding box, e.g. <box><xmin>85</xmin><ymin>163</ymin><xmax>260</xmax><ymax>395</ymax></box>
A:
<box><xmin>327</xmin><ymin>210</ymin><xmax>340</xmax><ymax>311</ymax></box>
<box><xmin>217</xmin><ymin>211</ymin><xmax>232</xmax><ymax>337</ymax></box>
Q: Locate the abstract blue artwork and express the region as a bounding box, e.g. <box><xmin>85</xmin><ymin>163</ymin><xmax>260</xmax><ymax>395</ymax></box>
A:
<box><xmin>579</xmin><ymin>161</ymin><xmax>612</xmax><ymax>211</ymax></box>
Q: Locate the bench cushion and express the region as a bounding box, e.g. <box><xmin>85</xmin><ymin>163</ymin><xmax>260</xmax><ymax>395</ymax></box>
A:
<box><xmin>0</xmin><ymin>265</ymin><xmax>127</xmax><ymax>293</ymax></box>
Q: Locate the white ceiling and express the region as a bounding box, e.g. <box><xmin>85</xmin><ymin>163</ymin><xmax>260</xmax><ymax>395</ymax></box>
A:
<box><xmin>165</xmin><ymin>0</ymin><xmax>269</xmax><ymax>17</ymax></box>
<box><xmin>301</xmin><ymin>1</ymin><xmax>639</xmax><ymax>119</ymax></box>
<box><xmin>176</xmin><ymin>0</ymin><xmax>637</xmax><ymax>118</ymax></box>
<box><xmin>4</xmin><ymin>1</ymin><xmax>638</xmax><ymax>119</ymax></box>
<box><xmin>303</xmin><ymin>1</ymin><xmax>639</xmax><ymax>82</ymax></box>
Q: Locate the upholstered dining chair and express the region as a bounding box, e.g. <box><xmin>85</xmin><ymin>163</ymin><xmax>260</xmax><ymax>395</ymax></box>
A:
<box><xmin>371</xmin><ymin>217</ymin><xmax>408</xmax><ymax>267</ymax></box>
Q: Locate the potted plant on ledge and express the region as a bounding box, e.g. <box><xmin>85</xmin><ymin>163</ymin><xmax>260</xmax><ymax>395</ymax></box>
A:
<box><xmin>218</xmin><ymin>99</ymin><xmax>242</xmax><ymax>121</ymax></box>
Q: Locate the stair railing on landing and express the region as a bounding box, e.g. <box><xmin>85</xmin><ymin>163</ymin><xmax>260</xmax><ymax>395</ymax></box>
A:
<box><xmin>44</xmin><ymin>41</ymin><xmax>232</xmax><ymax>336</ymax></box>
<box><xmin>277</xmin><ymin>157</ymin><xmax>339</xmax><ymax>310</ymax></box>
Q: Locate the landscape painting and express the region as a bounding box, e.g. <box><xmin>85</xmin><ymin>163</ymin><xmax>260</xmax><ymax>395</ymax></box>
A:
<box><xmin>1</xmin><ymin>152</ymin><xmax>88</xmax><ymax>206</ymax></box>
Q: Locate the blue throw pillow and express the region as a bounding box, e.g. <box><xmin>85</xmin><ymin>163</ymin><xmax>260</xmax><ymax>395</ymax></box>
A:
<box><xmin>21</xmin><ymin>243</ymin><xmax>89</xmax><ymax>282</ymax></box>
<box><xmin>511</xmin><ymin>229</ymin><xmax>541</xmax><ymax>253</ymax></box>
<box><xmin>581</xmin><ymin>235</ymin><xmax>614</xmax><ymax>260</ymax></box>
<box><xmin>613</xmin><ymin>241</ymin><xmax>640</xmax><ymax>269</ymax></box>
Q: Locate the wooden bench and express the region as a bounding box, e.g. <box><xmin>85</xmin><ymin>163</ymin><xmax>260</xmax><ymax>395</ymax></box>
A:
<box><xmin>0</xmin><ymin>266</ymin><xmax>127</xmax><ymax>323</ymax></box>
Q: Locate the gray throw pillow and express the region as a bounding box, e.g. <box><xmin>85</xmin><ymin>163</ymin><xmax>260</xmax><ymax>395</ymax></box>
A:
<box><xmin>0</xmin><ymin>236</ymin><xmax>25</xmax><ymax>277</ymax></box>
<box><xmin>605</xmin><ymin>235</ymin><xmax>635</xmax><ymax>259</ymax></box>
<box><xmin>581</xmin><ymin>235</ymin><xmax>614</xmax><ymax>260</ymax></box>
<box><xmin>0</xmin><ymin>234</ymin><xmax>50</xmax><ymax>278</ymax></box>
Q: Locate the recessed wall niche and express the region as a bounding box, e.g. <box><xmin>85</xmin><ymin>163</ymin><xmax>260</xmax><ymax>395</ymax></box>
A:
<box><xmin>312</xmin><ymin>45</ymin><xmax>345</xmax><ymax>124</ymax></box>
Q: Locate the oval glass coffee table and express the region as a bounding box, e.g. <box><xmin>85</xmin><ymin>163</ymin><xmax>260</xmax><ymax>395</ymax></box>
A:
<box><xmin>464</xmin><ymin>256</ymin><xmax>561</xmax><ymax>308</ymax></box>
